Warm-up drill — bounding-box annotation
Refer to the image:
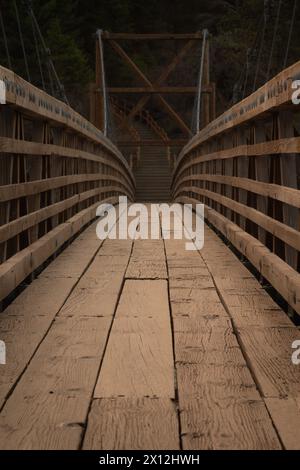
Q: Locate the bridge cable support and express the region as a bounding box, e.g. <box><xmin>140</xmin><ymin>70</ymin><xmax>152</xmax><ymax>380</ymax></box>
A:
<box><xmin>96</xmin><ymin>29</ymin><xmax>109</xmax><ymax>137</ymax></box>
<box><xmin>195</xmin><ymin>29</ymin><xmax>209</xmax><ymax>134</ymax></box>
<box><xmin>24</xmin><ymin>0</ymin><xmax>69</xmax><ymax>105</ymax></box>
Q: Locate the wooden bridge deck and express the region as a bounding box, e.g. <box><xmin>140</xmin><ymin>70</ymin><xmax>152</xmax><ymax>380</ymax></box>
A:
<box><xmin>0</xmin><ymin>210</ymin><xmax>299</xmax><ymax>450</ymax></box>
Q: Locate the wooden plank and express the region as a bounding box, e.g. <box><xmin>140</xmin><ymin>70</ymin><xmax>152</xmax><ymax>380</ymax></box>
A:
<box><xmin>0</xmin><ymin>322</ymin><xmax>108</xmax><ymax>449</ymax></box>
<box><xmin>176</xmin><ymin>199</ymin><xmax>300</xmax><ymax>314</ymax></box>
<box><xmin>0</xmin><ymin>197</ymin><xmax>119</xmax><ymax>302</ymax></box>
<box><xmin>116</xmin><ymin>139</ymin><xmax>187</xmax><ymax>147</ymax></box>
<box><xmin>0</xmin><ymin>187</ymin><xmax>124</xmax><ymax>244</ymax></box>
<box><xmin>0</xmin><ymin>238</ymin><xmax>131</xmax><ymax>450</ymax></box>
<box><xmin>0</xmin><ymin>220</ymin><xmax>107</xmax><ymax>409</ymax></box>
<box><xmin>174</xmin><ymin>137</ymin><xmax>300</xmax><ymax>181</ymax></box>
<box><xmin>174</xmin><ymin>173</ymin><xmax>300</xmax><ymax>209</ymax></box>
<box><xmin>165</xmin><ymin>236</ymin><xmax>282</xmax><ymax>450</ymax></box>
<box><xmin>58</xmin><ymin>247</ymin><xmax>132</xmax><ymax>318</ymax></box>
<box><xmin>0</xmin><ymin>66</ymin><xmax>130</xmax><ymax>167</ymax></box>
<box><xmin>126</xmin><ymin>240</ymin><xmax>167</xmax><ymax>279</ymax></box>
<box><xmin>177</xmin><ymin>60</ymin><xmax>300</xmax><ymax>162</ymax></box>
<box><xmin>0</xmin><ymin>137</ymin><xmax>134</xmax><ymax>190</ymax></box>
<box><xmin>181</xmin><ymin>397</ymin><xmax>281</xmax><ymax>450</ymax></box>
<box><xmin>0</xmin><ymin>173</ymin><xmax>129</xmax><ymax>203</ymax></box>
<box><xmin>265</xmin><ymin>397</ymin><xmax>300</xmax><ymax>450</ymax></box>
<box><xmin>236</xmin><ymin>327</ymin><xmax>300</xmax><ymax>398</ymax></box>
<box><xmin>108</xmin><ymin>86</ymin><xmax>199</xmax><ymax>94</ymax></box>
<box><xmin>83</xmin><ymin>398</ymin><xmax>180</xmax><ymax>450</ymax></box>
<box><xmin>178</xmin><ymin>189</ymin><xmax>300</xmax><ymax>252</ymax></box>
<box><xmin>94</xmin><ymin>280</ymin><xmax>174</xmax><ymax>398</ymax></box>
<box><xmin>103</xmin><ymin>32</ymin><xmax>203</xmax><ymax>40</ymax></box>
<box><xmin>200</xmin><ymin>225</ymin><xmax>294</xmax><ymax>328</ymax></box>
<box><xmin>278</xmin><ymin>110</ymin><xmax>299</xmax><ymax>270</ymax></box>
<box><xmin>205</xmin><ymin>203</ymin><xmax>300</xmax><ymax>314</ymax></box>
<box><xmin>0</xmin><ymin>277</ymin><xmax>75</xmax><ymax>410</ymax></box>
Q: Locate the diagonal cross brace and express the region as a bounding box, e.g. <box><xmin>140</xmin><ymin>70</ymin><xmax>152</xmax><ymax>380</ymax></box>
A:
<box><xmin>109</xmin><ymin>40</ymin><xmax>192</xmax><ymax>135</ymax></box>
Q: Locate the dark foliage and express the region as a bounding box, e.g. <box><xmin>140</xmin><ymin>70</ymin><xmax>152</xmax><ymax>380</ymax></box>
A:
<box><xmin>0</xmin><ymin>0</ymin><xmax>299</xmax><ymax>115</ymax></box>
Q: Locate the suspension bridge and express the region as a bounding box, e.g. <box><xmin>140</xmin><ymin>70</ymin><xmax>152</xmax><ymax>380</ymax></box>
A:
<box><xmin>0</xmin><ymin>1</ymin><xmax>300</xmax><ymax>451</ymax></box>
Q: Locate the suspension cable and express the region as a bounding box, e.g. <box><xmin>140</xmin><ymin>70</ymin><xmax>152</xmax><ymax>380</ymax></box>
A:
<box><xmin>231</xmin><ymin>14</ymin><xmax>263</xmax><ymax>103</ymax></box>
<box><xmin>96</xmin><ymin>29</ymin><xmax>108</xmax><ymax>137</ymax></box>
<box><xmin>0</xmin><ymin>3</ymin><xmax>12</xmax><ymax>69</ymax></box>
<box><xmin>25</xmin><ymin>0</ymin><xmax>69</xmax><ymax>104</ymax></box>
<box><xmin>30</xmin><ymin>13</ymin><xmax>45</xmax><ymax>90</ymax></box>
<box><xmin>266</xmin><ymin>0</ymin><xmax>282</xmax><ymax>80</ymax></box>
<box><xmin>13</xmin><ymin>0</ymin><xmax>31</xmax><ymax>82</ymax></box>
<box><xmin>195</xmin><ymin>29</ymin><xmax>208</xmax><ymax>134</ymax></box>
<box><xmin>283</xmin><ymin>0</ymin><xmax>297</xmax><ymax>68</ymax></box>
<box><xmin>242</xmin><ymin>48</ymin><xmax>252</xmax><ymax>99</ymax></box>
<box><xmin>253</xmin><ymin>0</ymin><xmax>269</xmax><ymax>92</ymax></box>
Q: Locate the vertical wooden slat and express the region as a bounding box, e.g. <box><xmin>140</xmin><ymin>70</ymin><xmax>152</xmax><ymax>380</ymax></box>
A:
<box><xmin>255</xmin><ymin>122</ymin><xmax>270</xmax><ymax>246</ymax></box>
<box><xmin>278</xmin><ymin>110</ymin><xmax>299</xmax><ymax>271</ymax></box>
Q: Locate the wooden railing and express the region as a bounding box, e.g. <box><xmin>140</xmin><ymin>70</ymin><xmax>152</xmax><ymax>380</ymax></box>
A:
<box><xmin>111</xmin><ymin>96</ymin><xmax>169</xmax><ymax>142</ymax></box>
<box><xmin>110</xmin><ymin>97</ymin><xmax>141</xmax><ymax>168</ymax></box>
<box><xmin>172</xmin><ymin>61</ymin><xmax>300</xmax><ymax>315</ymax></box>
<box><xmin>0</xmin><ymin>66</ymin><xmax>135</xmax><ymax>302</ymax></box>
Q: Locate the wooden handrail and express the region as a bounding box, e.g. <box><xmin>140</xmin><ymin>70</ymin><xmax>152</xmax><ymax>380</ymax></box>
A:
<box><xmin>172</xmin><ymin>61</ymin><xmax>300</xmax><ymax>315</ymax></box>
<box><xmin>0</xmin><ymin>67</ymin><xmax>135</xmax><ymax>301</ymax></box>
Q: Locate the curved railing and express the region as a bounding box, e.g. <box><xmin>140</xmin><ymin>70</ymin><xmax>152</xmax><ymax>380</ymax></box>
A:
<box><xmin>172</xmin><ymin>61</ymin><xmax>300</xmax><ymax>315</ymax></box>
<box><xmin>0</xmin><ymin>66</ymin><xmax>135</xmax><ymax>302</ymax></box>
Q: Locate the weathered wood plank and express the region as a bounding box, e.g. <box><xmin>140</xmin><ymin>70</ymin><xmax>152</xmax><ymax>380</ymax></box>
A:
<box><xmin>178</xmin><ymin>198</ymin><xmax>300</xmax><ymax>315</ymax></box>
<box><xmin>181</xmin><ymin>398</ymin><xmax>281</xmax><ymax>450</ymax></box>
<box><xmin>0</xmin><ymin>197</ymin><xmax>119</xmax><ymax>302</ymax></box>
<box><xmin>83</xmin><ymin>398</ymin><xmax>180</xmax><ymax>450</ymax></box>
<box><xmin>165</xmin><ymin>234</ymin><xmax>281</xmax><ymax>450</ymax></box>
<box><xmin>0</xmin><ymin>222</ymin><xmax>106</xmax><ymax>408</ymax></box>
<box><xmin>94</xmin><ymin>280</ymin><xmax>174</xmax><ymax>398</ymax></box>
<box><xmin>0</xmin><ymin>237</ymin><xmax>132</xmax><ymax>450</ymax></box>
<box><xmin>177</xmin><ymin>60</ymin><xmax>300</xmax><ymax>163</ymax></box>
<box><xmin>236</xmin><ymin>327</ymin><xmax>300</xmax><ymax>399</ymax></box>
<box><xmin>126</xmin><ymin>240</ymin><xmax>167</xmax><ymax>279</ymax></box>
<box><xmin>174</xmin><ymin>173</ymin><xmax>300</xmax><ymax>209</ymax></box>
<box><xmin>177</xmin><ymin>188</ymin><xmax>300</xmax><ymax>252</ymax></box>
<box><xmin>265</xmin><ymin>397</ymin><xmax>300</xmax><ymax>450</ymax></box>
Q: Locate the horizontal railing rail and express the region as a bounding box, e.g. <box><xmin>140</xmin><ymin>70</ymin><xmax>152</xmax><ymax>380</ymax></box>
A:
<box><xmin>0</xmin><ymin>66</ymin><xmax>135</xmax><ymax>302</ymax></box>
<box><xmin>172</xmin><ymin>61</ymin><xmax>300</xmax><ymax>315</ymax></box>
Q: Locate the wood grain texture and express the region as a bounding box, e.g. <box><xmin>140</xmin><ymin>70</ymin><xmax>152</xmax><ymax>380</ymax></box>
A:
<box><xmin>0</xmin><ymin>223</ymin><xmax>105</xmax><ymax>408</ymax></box>
<box><xmin>175</xmin><ymin>60</ymin><xmax>300</xmax><ymax>165</ymax></box>
<box><xmin>0</xmin><ymin>236</ymin><xmax>132</xmax><ymax>449</ymax></box>
<box><xmin>265</xmin><ymin>397</ymin><xmax>300</xmax><ymax>450</ymax></box>
<box><xmin>83</xmin><ymin>398</ymin><xmax>180</xmax><ymax>450</ymax></box>
<box><xmin>181</xmin><ymin>398</ymin><xmax>281</xmax><ymax>450</ymax></box>
<box><xmin>178</xmin><ymin>198</ymin><xmax>300</xmax><ymax>315</ymax></box>
<box><xmin>173</xmin><ymin>137</ymin><xmax>300</xmax><ymax>184</ymax></box>
<box><xmin>237</xmin><ymin>327</ymin><xmax>300</xmax><ymax>399</ymax></box>
<box><xmin>94</xmin><ymin>280</ymin><xmax>174</xmax><ymax>398</ymax></box>
<box><xmin>0</xmin><ymin>197</ymin><xmax>119</xmax><ymax>302</ymax></box>
<box><xmin>177</xmin><ymin>187</ymin><xmax>300</xmax><ymax>252</ymax></box>
<box><xmin>165</xmin><ymin>235</ymin><xmax>282</xmax><ymax>450</ymax></box>
<box><xmin>126</xmin><ymin>240</ymin><xmax>167</xmax><ymax>279</ymax></box>
<box><xmin>0</xmin><ymin>67</ymin><xmax>132</xmax><ymax>177</ymax></box>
